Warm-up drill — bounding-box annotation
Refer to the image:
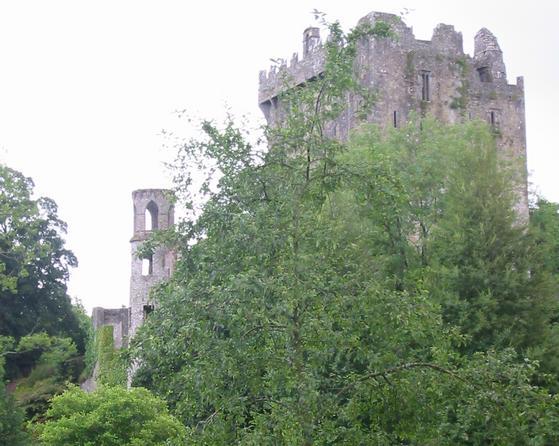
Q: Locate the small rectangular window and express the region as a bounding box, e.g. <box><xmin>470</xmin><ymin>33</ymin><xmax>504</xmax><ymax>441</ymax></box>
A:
<box><xmin>421</xmin><ymin>72</ymin><xmax>430</xmax><ymax>101</ymax></box>
<box><xmin>141</xmin><ymin>255</ymin><xmax>153</xmax><ymax>276</ymax></box>
<box><xmin>488</xmin><ymin>109</ymin><xmax>500</xmax><ymax>130</ymax></box>
<box><xmin>393</xmin><ymin>111</ymin><xmax>398</xmax><ymax>128</ymax></box>
<box><xmin>143</xmin><ymin>305</ymin><xmax>154</xmax><ymax>319</ymax></box>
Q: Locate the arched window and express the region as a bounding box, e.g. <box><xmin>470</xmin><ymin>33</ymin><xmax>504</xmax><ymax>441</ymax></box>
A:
<box><xmin>145</xmin><ymin>201</ymin><xmax>158</xmax><ymax>231</ymax></box>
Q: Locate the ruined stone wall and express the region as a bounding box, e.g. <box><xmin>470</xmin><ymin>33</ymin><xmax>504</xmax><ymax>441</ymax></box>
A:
<box><xmin>258</xmin><ymin>11</ymin><xmax>528</xmax><ymax>218</ymax></box>
<box><xmin>91</xmin><ymin>307</ymin><xmax>130</xmax><ymax>349</ymax></box>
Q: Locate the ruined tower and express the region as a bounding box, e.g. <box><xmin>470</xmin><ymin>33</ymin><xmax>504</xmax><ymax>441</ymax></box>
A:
<box><xmin>129</xmin><ymin>189</ymin><xmax>174</xmax><ymax>338</ymax></box>
<box><xmin>259</xmin><ymin>11</ymin><xmax>528</xmax><ymax>218</ymax></box>
<box><xmin>91</xmin><ymin>188</ymin><xmax>175</xmax><ymax>351</ymax></box>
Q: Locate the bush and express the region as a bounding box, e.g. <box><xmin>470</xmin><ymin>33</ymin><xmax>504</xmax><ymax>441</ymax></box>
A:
<box><xmin>37</xmin><ymin>385</ymin><xmax>187</xmax><ymax>445</ymax></box>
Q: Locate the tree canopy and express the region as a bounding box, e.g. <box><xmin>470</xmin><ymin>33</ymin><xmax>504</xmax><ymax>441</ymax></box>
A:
<box><xmin>128</xmin><ymin>20</ymin><xmax>559</xmax><ymax>444</ymax></box>
<box><xmin>0</xmin><ymin>165</ymin><xmax>90</xmax><ymax>431</ymax></box>
<box><xmin>0</xmin><ymin>165</ymin><xmax>86</xmax><ymax>365</ymax></box>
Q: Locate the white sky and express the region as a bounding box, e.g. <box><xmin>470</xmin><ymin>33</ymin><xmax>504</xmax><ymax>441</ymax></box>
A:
<box><xmin>0</xmin><ymin>1</ymin><xmax>557</xmax><ymax>313</ymax></box>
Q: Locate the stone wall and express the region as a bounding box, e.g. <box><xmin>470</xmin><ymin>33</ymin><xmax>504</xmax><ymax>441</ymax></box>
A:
<box><xmin>259</xmin><ymin>11</ymin><xmax>528</xmax><ymax>218</ymax></box>
<box><xmin>91</xmin><ymin>307</ymin><xmax>130</xmax><ymax>349</ymax></box>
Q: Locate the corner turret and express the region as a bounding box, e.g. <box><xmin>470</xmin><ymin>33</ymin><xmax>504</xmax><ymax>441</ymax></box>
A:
<box><xmin>474</xmin><ymin>28</ymin><xmax>507</xmax><ymax>83</ymax></box>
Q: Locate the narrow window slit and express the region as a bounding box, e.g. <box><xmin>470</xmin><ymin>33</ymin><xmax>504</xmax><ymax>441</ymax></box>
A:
<box><xmin>421</xmin><ymin>72</ymin><xmax>430</xmax><ymax>101</ymax></box>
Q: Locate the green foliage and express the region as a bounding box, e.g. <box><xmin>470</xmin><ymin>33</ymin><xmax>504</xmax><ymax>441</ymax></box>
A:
<box><xmin>531</xmin><ymin>198</ymin><xmax>559</xmax><ymax>276</ymax></box>
<box><xmin>0</xmin><ymin>165</ymin><xmax>89</xmax><ymax>424</ymax></box>
<box><xmin>450</xmin><ymin>57</ymin><xmax>470</xmax><ymax>112</ymax></box>
<box><xmin>37</xmin><ymin>385</ymin><xmax>187</xmax><ymax>445</ymax></box>
<box><xmin>0</xmin><ymin>165</ymin><xmax>87</xmax><ymax>375</ymax></box>
<box><xmin>131</xmin><ymin>113</ymin><xmax>559</xmax><ymax>442</ymax></box>
<box><xmin>12</xmin><ymin>333</ymin><xmax>79</xmax><ymax>420</ymax></box>
<box><xmin>108</xmin><ymin>106</ymin><xmax>556</xmax><ymax>441</ymax></box>
<box><xmin>370</xmin><ymin>20</ymin><xmax>395</xmax><ymax>38</ymax></box>
<box><xmin>96</xmin><ymin>325</ymin><xmax>127</xmax><ymax>387</ymax></box>
<box><xmin>74</xmin><ymin>300</ymin><xmax>96</xmax><ymax>381</ymax></box>
<box><xmin>129</xmin><ymin>18</ymin><xmax>558</xmax><ymax>444</ymax></box>
<box><xmin>0</xmin><ymin>338</ymin><xmax>28</xmax><ymax>445</ymax></box>
<box><xmin>424</xmin><ymin>132</ymin><xmax>548</xmax><ymax>352</ymax></box>
<box><xmin>344</xmin><ymin>119</ymin><xmax>559</xmax><ymax>379</ymax></box>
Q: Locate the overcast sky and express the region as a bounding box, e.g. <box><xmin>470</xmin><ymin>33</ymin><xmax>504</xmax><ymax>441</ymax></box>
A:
<box><xmin>0</xmin><ymin>1</ymin><xmax>557</xmax><ymax>313</ymax></box>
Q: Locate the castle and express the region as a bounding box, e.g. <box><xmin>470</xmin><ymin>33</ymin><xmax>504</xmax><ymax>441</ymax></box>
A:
<box><xmin>259</xmin><ymin>11</ymin><xmax>528</xmax><ymax>217</ymax></box>
<box><xmin>91</xmin><ymin>11</ymin><xmax>528</xmax><ymax>353</ymax></box>
<box><xmin>92</xmin><ymin>189</ymin><xmax>174</xmax><ymax>349</ymax></box>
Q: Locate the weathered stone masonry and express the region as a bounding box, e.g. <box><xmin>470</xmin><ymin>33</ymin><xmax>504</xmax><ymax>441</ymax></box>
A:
<box><xmin>259</xmin><ymin>11</ymin><xmax>528</xmax><ymax>218</ymax></box>
<box><xmin>91</xmin><ymin>11</ymin><xmax>528</xmax><ymax>355</ymax></box>
<box><xmin>92</xmin><ymin>189</ymin><xmax>174</xmax><ymax>349</ymax></box>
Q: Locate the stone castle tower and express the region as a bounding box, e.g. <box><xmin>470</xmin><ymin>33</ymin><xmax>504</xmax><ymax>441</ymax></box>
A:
<box><xmin>92</xmin><ymin>189</ymin><xmax>174</xmax><ymax>348</ymax></box>
<box><xmin>259</xmin><ymin>11</ymin><xmax>528</xmax><ymax>217</ymax></box>
<box><xmin>129</xmin><ymin>189</ymin><xmax>175</xmax><ymax>339</ymax></box>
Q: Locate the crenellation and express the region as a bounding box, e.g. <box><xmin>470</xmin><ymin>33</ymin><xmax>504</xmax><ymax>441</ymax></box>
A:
<box><xmin>290</xmin><ymin>52</ymin><xmax>298</xmax><ymax>68</ymax></box>
<box><xmin>258</xmin><ymin>10</ymin><xmax>528</xmax><ymax>219</ymax></box>
<box><xmin>259</xmin><ymin>27</ymin><xmax>325</xmax><ymax>105</ymax></box>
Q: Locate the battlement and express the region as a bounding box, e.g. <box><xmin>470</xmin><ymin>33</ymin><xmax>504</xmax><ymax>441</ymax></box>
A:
<box><xmin>259</xmin><ymin>37</ymin><xmax>324</xmax><ymax>105</ymax></box>
<box><xmin>258</xmin><ymin>11</ymin><xmax>520</xmax><ymax>106</ymax></box>
<box><xmin>258</xmin><ymin>10</ymin><xmax>528</xmax><ymax>218</ymax></box>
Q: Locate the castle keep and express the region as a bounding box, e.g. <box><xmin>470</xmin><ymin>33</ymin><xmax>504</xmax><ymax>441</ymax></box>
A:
<box><xmin>92</xmin><ymin>189</ymin><xmax>174</xmax><ymax>349</ymax></box>
<box><xmin>259</xmin><ymin>11</ymin><xmax>528</xmax><ymax>217</ymax></box>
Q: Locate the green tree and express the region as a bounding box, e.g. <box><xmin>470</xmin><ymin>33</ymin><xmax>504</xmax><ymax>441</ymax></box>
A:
<box><xmin>0</xmin><ymin>165</ymin><xmax>86</xmax><ymax>375</ymax></box>
<box><xmin>0</xmin><ymin>165</ymin><xmax>80</xmax><ymax>338</ymax></box>
<box><xmin>37</xmin><ymin>385</ymin><xmax>187</xmax><ymax>446</ymax></box>
<box><xmin>344</xmin><ymin>119</ymin><xmax>559</xmax><ymax>358</ymax></box>
<box><xmin>528</xmin><ymin>198</ymin><xmax>559</xmax><ymax>382</ymax></box>
<box><xmin>10</xmin><ymin>333</ymin><xmax>81</xmax><ymax>420</ymax></box>
<box><xmin>530</xmin><ymin>198</ymin><xmax>559</xmax><ymax>277</ymax></box>
<box><xmin>424</xmin><ymin>133</ymin><xmax>557</xmax><ymax>355</ymax></box>
<box><xmin>133</xmin><ymin>116</ymin><xmax>559</xmax><ymax>444</ymax></box>
<box><xmin>130</xmin><ymin>20</ymin><xmax>559</xmax><ymax>444</ymax></box>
